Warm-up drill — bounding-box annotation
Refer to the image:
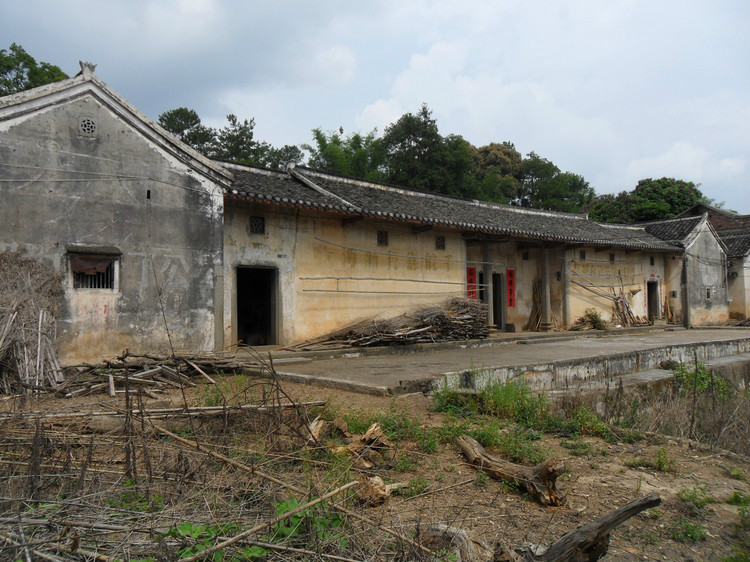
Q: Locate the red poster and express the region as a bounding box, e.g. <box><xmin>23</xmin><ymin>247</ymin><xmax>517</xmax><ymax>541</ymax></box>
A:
<box><xmin>466</xmin><ymin>266</ymin><xmax>477</xmax><ymax>299</ymax></box>
<box><xmin>506</xmin><ymin>269</ymin><xmax>516</xmax><ymax>308</ymax></box>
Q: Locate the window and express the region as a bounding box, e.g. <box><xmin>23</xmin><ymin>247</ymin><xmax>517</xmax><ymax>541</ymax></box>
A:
<box><xmin>377</xmin><ymin>230</ymin><xmax>388</xmax><ymax>246</ymax></box>
<box><xmin>522</xmin><ymin>251</ymin><xmax>529</xmax><ymax>261</ymax></box>
<box><xmin>70</xmin><ymin>253</ymin><xmax>118</xmax><ymax>290</ymax></box>
<box><xmin>670</xmin><ymin>290</ymin><xmax>677</xmax><ymax>298</ymax></box>
<box><xmin>579</xmin><ymin>250</ymin><xmax>586</xmax><ymax>260</ymax></box>
<box><xmin>78</xmin><ymin>116</ymin><xmax>98</xmax><ymax>137</ymax></box>
<box><xmin>650</xmin><ymin>256</ymin><xmax>655</xmax><ymax>266</ymax></box>
<box><xmin>706</xmin><ymin>288</ymin><xmax>711</xmax><ymax>300</ymax></box>
<box><xmin>435</xmin><ymin>235</ymin><xmax>445</xmax><ymax>250</ymax></box>
<box><xmin>248</xmin><ymin>217</ymin><xmax>265</xmax><ymax>235</ymax></box>
<box><xmin>610</xmin><ymin>253</ymin><xmax>615</xmax><ymax>262</ymax></box>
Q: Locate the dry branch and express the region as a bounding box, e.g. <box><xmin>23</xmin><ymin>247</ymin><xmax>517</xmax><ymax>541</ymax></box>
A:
<box><xmin>457</xmin><ymin>434</ymin><xmax>565</xmax><ymax>506</ymax></box>
<box><xmin>496</xmin><ymin>493</ymin><xmax>662</xmax><ymax>562</ymax></box>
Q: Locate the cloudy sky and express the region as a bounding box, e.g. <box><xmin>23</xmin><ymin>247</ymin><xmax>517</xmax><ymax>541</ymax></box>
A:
<box><xmin>3</xmin><ymin>0</ymin><xmax>749</xmax><ymax>212</ymax></box>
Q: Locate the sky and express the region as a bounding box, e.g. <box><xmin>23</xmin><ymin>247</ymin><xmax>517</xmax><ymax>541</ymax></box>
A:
<box><xmin>3</xmin><ymin>0</ymin><xmax>749</xmax><ymax>213</ymax></box>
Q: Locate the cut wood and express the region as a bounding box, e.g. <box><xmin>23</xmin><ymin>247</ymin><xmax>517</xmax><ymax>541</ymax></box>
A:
<box><xmin>355</xmin><ymin>475</ymin><xmax>407</xmax><ymax>506</ymax></box>
<box><xmin>457</xmin><ymin>434</ymin><xmax>565</xmax><ymax>506</ymax></box>
<box><xmin>495</xmin><ymin>493</ymin><xmax>661</xmax><ymax>562</ymax></box>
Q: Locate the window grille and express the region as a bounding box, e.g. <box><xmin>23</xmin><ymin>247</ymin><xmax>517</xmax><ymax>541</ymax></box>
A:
<box><xmin>248</xmin><ymin>217</ymin><xmax>265</xmax><ymax>235</ymax></box>
<box><xmin>435</xmin><ymin>236</ymin><xmax>445</xmax><ymax>250</ymax></box>
<box><xmin>71</xmin><ymin>255</ymin><xmax>116</xmax><ymax>289</ymax></box>
<box><xmin>377</xmin><ymin>230</ymin><xmax>388</xmax><ymax>246</ymax></box>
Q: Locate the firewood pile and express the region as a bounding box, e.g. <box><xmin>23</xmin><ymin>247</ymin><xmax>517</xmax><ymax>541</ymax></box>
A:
<box><xmin>47</xmin><ymin>351</ymin><xmax>280</xmax><ymax>398</ymax></box>
<box><xmin>284</xmin><ymin>297</ymin><xmax>488</xmax><ymax>351</ymax></box>
<box><xmin>0</xmin><ymin>251</ymin><xmax>65</xmax><ymax>394</ymax></box>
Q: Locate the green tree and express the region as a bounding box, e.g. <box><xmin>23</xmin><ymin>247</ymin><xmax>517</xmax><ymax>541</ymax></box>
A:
<box><xmin>586</xmin><ymin>178</ymin><xmax>708</xmax><ymax>223</ymax></box>
<box><xmin>1</xmin><ymin>43</ymin><xmax>68</xmax><ymax>96</ymax></box>
<box><xmin>157</xmin><ymin>107</ymin><xmax>215</xmax><ymax>154</ymax></box>
<box><xmin>471</xmin><ymin>142</ymin><xmax>523</xmax><ymax>203</ymax></box>
<box><xmin>212</xmin><ymin>114</ymin><xmax>258</xmax><ymax>163</ymax></box>
<box><xmin>303</xmin><ymin>127</ymin><xmax>384</xmax><ymax>179</ymax></box>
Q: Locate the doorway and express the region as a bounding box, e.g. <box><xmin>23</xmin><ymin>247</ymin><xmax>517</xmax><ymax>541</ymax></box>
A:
<box><xmin>647</xmin><ymin>280</ymin><xmax>659</xmax><ymax>322</ymax></box>
<box><xmin>492</xmin><ymin>273</ymin><xmax>506</xmax><ymax>330</ymax></box>
<box><xmin>236</xmin><ymin>267</ymin><xmax>277</xmax><ymax>346</ymax></box>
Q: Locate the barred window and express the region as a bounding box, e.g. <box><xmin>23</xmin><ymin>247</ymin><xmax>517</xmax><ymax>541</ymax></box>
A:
<box><xmin>248</xmin><ymin>217</ymin><xmax>265</xmax><ymax>235</ymax></box>
<box><xmin>435</xmin><ymin>235</ymin><xmax>445</xmax><ymax>250</ymax></box>
<box><xmin>69</xmin><ymin>252</ymin><xmax>119</xmax><ymax>290</ymax></box>
<box><xmin>377</xmin><ymin>230</ymin><xmax>388</xmax><ymax>247</ymax></box>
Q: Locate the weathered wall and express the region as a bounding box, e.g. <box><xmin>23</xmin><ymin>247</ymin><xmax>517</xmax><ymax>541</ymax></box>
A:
<box><xmin>684</xmin><ymin>224</ymin><xmax>729</xmax><ymax>325</ymax></box>
<box><xmin>0</xmin><ymin>93</ymin><xmax>224</xmax><ymax>363</ymax></box>
<box><xmin>465</xmin><ymin>242</ymin><xmax>564</xmax><ymax>329</ymax></box>
<box><xmin>566</xmin><ymin>247</ymin><xmax>670</xmax><ymax>325</ymax></box>
<box><xmin>728</xmin><ymin>256</ymin><xmax>749</xmax><ymax>320</ymax></box>
<box><xmin>223</xmin><ymin>201</ymin><xmax>466</xmax><ymax>346</ymax></box>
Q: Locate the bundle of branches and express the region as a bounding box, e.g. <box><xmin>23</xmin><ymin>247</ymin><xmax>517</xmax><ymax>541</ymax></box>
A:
<box><xmin>0</xmin><ymin>250</ymin><xmax>64</xmax><ymax>394</ymax></box>
<box><xmin>284</xmin><ymin>297</ymin><xmax>488</xmax><ymax>350</ymax></box>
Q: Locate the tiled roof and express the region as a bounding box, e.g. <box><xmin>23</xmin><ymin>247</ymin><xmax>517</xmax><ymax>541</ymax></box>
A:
<box><xmin>721</xmin><ymin>232</ymin><xmax>750</xmax><ymax>258</ymax></box>
<box><xmin>642</xmin><ymin>216</ymin><xmax>704</xmax><ymax>245</ymax></box>
<box><xmin>227</xmin><ymin>166</ymin><xmax>680</xmax><ymax>251</ymax></box>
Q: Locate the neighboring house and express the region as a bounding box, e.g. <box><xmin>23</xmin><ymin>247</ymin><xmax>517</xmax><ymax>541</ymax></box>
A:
<box><xmin>644</xmin><ymin>215</ymin><xmax>729</xmax><ymax>326</ymax></box>
<box><xmin>0</xmin><ymin>67</ymin><xmax>734</xmax><ymax>364</ymax></box>
<box><xmin>676</xmin><ymin>204</ymin><xmax>750</xmax><ymax>320</ymax></box>
<box><xmin>0</xmin><ymin>63</ymin><xmax>229</xmax><ymax>364</ymax></box>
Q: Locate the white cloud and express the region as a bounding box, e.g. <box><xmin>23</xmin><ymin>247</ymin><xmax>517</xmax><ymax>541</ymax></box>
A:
<box><xmin>309</xmin><ymin>45</ymin><xmax>357</xmax><ymax>87</ymax></box>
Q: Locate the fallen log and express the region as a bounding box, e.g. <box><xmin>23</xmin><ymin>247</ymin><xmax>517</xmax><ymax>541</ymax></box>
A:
<box><xmin>457</xmin><ymin>435</ymin><xmax>565</xmax><ymax>506</ymax></box>
<box><xmin>494</xmin><ymin>493</ymin><xmax>661</xmax><ymax>562</ymax></box>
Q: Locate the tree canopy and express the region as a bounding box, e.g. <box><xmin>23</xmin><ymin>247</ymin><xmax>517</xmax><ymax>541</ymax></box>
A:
<box><xmin>1</xmin><ymin>43</ymin><xmax>68</xmax><ymax>96</ymax></box>
<box><xmin>585</xmin><ymin>178</ymin><xmax>709</xmax><ymax>223</ymax></box>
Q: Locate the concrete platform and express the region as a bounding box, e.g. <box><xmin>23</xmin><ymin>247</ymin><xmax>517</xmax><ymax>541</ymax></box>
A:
<box><xmin>260</xmin><ymin>327</ymin><xmax>750</xmax><ymax>396</ymax></box>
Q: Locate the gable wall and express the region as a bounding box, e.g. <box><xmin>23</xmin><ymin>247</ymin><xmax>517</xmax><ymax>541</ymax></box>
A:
<box><xmin>224</xmin><ymin>202</ymin><xmax>466</xmax><ymax>346</ymax></box>
<box><xmin>0</xmin><ymin>93</ymin><xmax>224</xmax><ymax>363</ymax></box>
<box><xmin>728</xmin><ymin>256</ymin><xmax>749</xmax><ymax>319</ymax></box>
<box><xmin>684</xmin><ymin>224</ymin><xmax>729</xmax><ymax>325</ymax></box>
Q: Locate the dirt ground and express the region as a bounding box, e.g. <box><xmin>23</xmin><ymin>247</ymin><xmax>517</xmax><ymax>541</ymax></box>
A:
<box><xmin>1</xmin><ymin>376</ymin><xmax>748</xmax><ymax>562</ymax></box>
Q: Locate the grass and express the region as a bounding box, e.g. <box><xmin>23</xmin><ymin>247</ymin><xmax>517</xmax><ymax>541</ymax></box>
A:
<box><xmin>678</xmin><ymin>484</ymin><xmax>714</xmax><ymax>512</ymax></box>
<box><xmin>670</xmin><ymin>517</ymin><xmax>707</xmax><ymax>542</ymax></box>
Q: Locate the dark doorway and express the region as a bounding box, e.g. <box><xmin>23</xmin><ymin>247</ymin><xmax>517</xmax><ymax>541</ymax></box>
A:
<box><xmin>237</xmin><ymin>267</ymin><xmax>277</xmax><ymax>346</ymax></box>
<box><xmin>492</xmin><ymin>273</ymin><xmax>506</xmax><ymax>330</ymax></box>
<box><xmin>647</xmin><ymin>280</ymin><xmax>659</xmax><ymax>322</ymax></box>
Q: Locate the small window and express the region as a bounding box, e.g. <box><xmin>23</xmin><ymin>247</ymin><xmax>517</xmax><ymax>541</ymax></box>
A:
<box><xmin>78</xmin><ymin>116</ymin><xmax>98</xmax><ymax>137</ymax></box>
<box><xmin>650</xmin><ymin>256</ymin><xmax>655</xmax><ymax>266</ymax></box>
<box><xmin>522</xmin><ymin>251</ymin><xmax>529</xmax><ymax>261</ymax></box>
<box><xmin>435</xmin><ymin>235</ymin><xmax>445</xmax><ymax>250</ymax></box>
<box><xmin>579</xmin><ymin>250</ymin><xmax>586</xmax><ymax>260</ymax></box>
<box><xmin>670</xmin><ymin>290</ymin><xmax>677</xmax><ymax>298</ymax></box>
<box><xmin>70</xmin><ymin>254</ymin><xmax>117</xmax><ymax>289</ymax></box>
<box><xmin>377</xmin><ymin>230</ymin><xmax>389</xmax><ymax>246</ymax></box>
<box><xmin>248</xmin><ymin>217</ymin><xmax>265</xmax><ymax>235</ymax></box>
<box><xmin>609</xmin><ymin>253</ymin><xmax>615</xmax><ymax>262</ymax></box>
<box><xmin>706</xmin><ymin>288</ymin><xmax>711</xmax><ymax>300</ymax></box>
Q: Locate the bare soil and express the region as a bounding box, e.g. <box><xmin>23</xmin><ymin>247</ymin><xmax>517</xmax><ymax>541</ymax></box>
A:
<box><xmin>1</xmin><ymin>376</ymin><xmax>748</xmax><ymax>562</ymax></box>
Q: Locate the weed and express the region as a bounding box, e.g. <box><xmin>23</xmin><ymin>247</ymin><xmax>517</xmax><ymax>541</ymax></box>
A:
<box><xmin>394</xmin><ymin>454</ymin><xmax>418</xmax><ymax>472</ymax></box>
<box><xmin>416</xmin><ymin>427</ymin><xmax>439</xmax><ymax>454</ymax></box>
<box><xmin>560</xmin><ymin>438</ymin><xmax>594</xmax><ymax>457</ymax></box>
<box><xmin>642</xmin><ymin>531</ymin><xmax>659</xmax><ymax>545</ymax></box>
<box><xmin>622</xmin><ymin>430</ymin><xmax>644</xmax><ymax>444</ymax></box>
<box><xmin>397</xmin><ymin>477</ymin><xmax>429</xmax><ymax>498</ymax></box>
<box><xmin>494</xmin><ymin>430</ymin><xmax>547</xmax><ymax>464</ymax></box>
<box><xmin>722</xmin><ymin>506</ymin><xmax>749</xmax><ymax>562</ymax></box>
<box><xmin>475</xmin><ymin>471</ymin><xmax>489</xmax><ymax>487</ymax></box>
<box><xmin>726</xmin><ymin>467</ymin><xmax>747</xmax><ymax>481</ymax></box>
<box><xmin>641</xmin><ymin>508</ymin><xmax>662</xmax><ymax>520</ymax></box>
<box><xmin>672</xmin><ymin>363</ymin><xmax>734</xmax><ymax>398</ymax></box>
<box><xmin>584</xmin><ymin>308</ymin><xmax>607</xmax><ymax>330</ymax></box>
<box><xmin>678</xmin><ymin>484</ymin><xmax>714</xmax><ymax>512</ymax></box>
<box><xmin>106</xmin><ymin>480</ymin><xmax>164</xmax><ymax>513</ymax></box>
<box><xmin>727</xmin><ymin>491</ymin><xmax>749</xmax><ymax>506</ymax></box>
<box><xmin>669</xmin><ymin>517</ymin><xmax>707</xmax><ymax>542</ymax></box>
<box><xmin>653</xmin><ymin>447</ymin><xmax>675</xmax><ymax>472</ymax></box>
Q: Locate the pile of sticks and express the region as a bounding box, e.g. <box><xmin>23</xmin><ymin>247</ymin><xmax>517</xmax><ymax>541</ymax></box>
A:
<box><xmin>0</xmin><ymin>251</ymin><xmax>65</xmax><ymax>394</ymax></box>
<box><xmin>284</xmin><ymin>297</ymin><xmax>489</xmax><ymax>351</ymax></box>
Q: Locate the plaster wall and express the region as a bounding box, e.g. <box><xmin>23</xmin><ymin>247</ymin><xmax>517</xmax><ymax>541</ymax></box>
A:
<box><xmin>728</xmin><ymin>256</ymin><xmax>749</xmax><ymax>320</ymax></box>
<box><xmin>566</xmin><ymin>248</ymin><xmax>667</xmax><ymax>324</ymax></box>
<box><xmin>684</xmin><ymin>225</ymin><xmax>729</xmax><ymax>325</ymax></box>
<box><xmin>465</xmin><ymin>243</ymin><xmax>564</xmax><ymax>329</ymax></box>
<box><xmin>0</xmin><ymin>94</ymin><xmax>224</xmax><ymax>363</ymax></box>
<box><xmin>223</xmin><ymin>202</ymin><xmax>466</xmax><ymax>346</ymax></box>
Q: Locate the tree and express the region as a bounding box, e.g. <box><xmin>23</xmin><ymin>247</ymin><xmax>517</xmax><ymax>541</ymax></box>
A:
<box><xmin>303</xmin><ymin>127</ymin><xmax>384</xmax><ymax>180</ymax></box>
<box><xmin>1</xmin><ymin>43</ymin><xmax>68</xmax><ymax>96</ymax></box>
<box><xmin>586</xmin><ymin>178</ymin><xmax>708</xmax><ymax>223</ymax></box>
<box><xmin>471</xmin><ymin>142</ymin><xmax>523</xmax><ymax>203</ymax></box>
<box><xmin>158</xmin><ymin>107</ymin><xmax>215</xmax><ymax>154</ymax></box>
<box><xmin>211</xmin><ymin>114</ymin><xmax>258</xmax><ymax>163</ymax></box>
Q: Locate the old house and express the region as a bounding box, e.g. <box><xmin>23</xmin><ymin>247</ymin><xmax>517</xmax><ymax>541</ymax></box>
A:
<box><xmin>0</xmin><ymin>67</ymin><xmax>734</xmax><ymax>364</ymax></box>
<box><xmin>676</xmin><ymin>203</ymin><xmax>750</xmax><ymax>320</ymax></box>
<box><xmin>0</xmin><ymin>64</ymin><xmax>228</xmax><ymax>363</ymax></box>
